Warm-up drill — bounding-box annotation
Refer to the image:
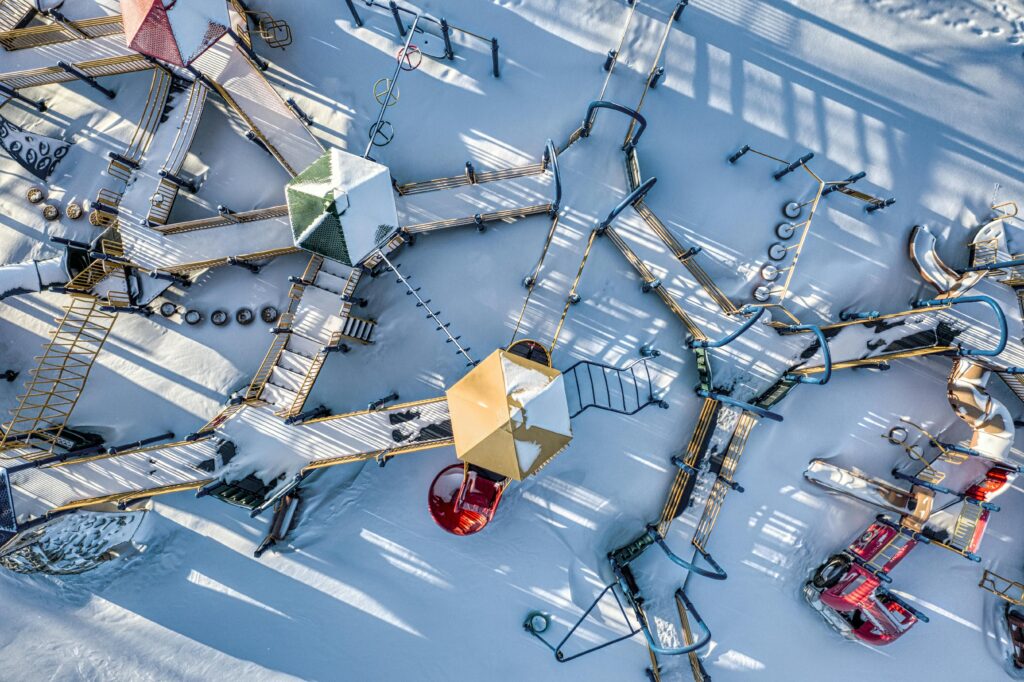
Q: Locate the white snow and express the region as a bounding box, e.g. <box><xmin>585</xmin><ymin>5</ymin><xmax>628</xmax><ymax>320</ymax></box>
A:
<box><xmin>1</xmin><ymin>0</ymin><xmax>1024</xmax><ymax>680</ymax></box>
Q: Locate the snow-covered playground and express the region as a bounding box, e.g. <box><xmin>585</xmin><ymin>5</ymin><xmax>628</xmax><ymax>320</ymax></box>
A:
<box><xmin>1</xmin><ymin>0</ymin><xmax>1024</xmax><ymax>679</ymax></box>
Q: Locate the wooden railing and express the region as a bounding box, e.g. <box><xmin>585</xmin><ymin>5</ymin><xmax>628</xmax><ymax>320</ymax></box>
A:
<box><xmin>154</xmin><ymin>205</ymin><xmax>289</xmax><ymax>235</ymax></box>
<box><xmin>0</xmin><ymin>14</ymin><xmax>122</xmax><ymax>51</ymax></box>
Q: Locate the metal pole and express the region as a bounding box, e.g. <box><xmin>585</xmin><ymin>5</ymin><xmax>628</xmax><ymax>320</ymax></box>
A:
<box><xmin>773</xmin><ymin>152</ymin><xmax>814</xmax><ymax>180</ymax></box>
<box><xmin>491</xmin><ymin>38</ymin><xmax>500</xmax><ymax>78</ymax></box>
<box><xmin>228</xmin><ymin>29</ymin><xmax>269</xmax><ymax>70</ymax></box>
<box><xmin>0</xmin><ymin>82</ymin><xmax>46</xmax><ymax>111</ymax></box>
<box><xmin>57</xmin><ymin>61</ymin><xmax>116</xmax><ymax>99</ymax></box>
<box><xmin>440</xmin><ymin>18</ymin><xmax>454</xmax><ymax>59</ymax></box>
<box><xmin>389</xmin><ymin>1</ymin><xmax>406</xmax><ymax>37</ymax></box>
<box><xmin>379</xmin><ymin>251</ymin><xmax>476</xmax><ymax>366</ymax></box>
<box><xmin>364</xmin><ymin>14</ymin><xmax>421</xmax><ymax>158</ymax></box>
<box><xmin>344</xmin><ymin>0</ymin><xmax>364</xmax><ymax>27</ymax></box>
<box><xmin>286</xmin><ymin>97</ymin><xmax>313</xmax><ymax>125</ymax></box>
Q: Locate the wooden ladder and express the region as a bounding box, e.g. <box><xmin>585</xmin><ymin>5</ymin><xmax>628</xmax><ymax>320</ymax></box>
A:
<box><xmin>0</xmin><ymin>295</ymin><xmax>116</xmax><ymax>453</ymax></box>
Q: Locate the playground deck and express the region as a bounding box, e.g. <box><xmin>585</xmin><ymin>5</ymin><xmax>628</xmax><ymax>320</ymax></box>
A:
<box><xmin>0</xmin><ymin>33</ymin><xmax>147</xmax><ymax>89</ymax></box>
<box><xmin>397</xmin><ymin>168</ymin><xmax>554</xmax><ymax>233</ymax></box>
<box><xmin>2</xmin><ymin>437</ymin><xmax>220</xmax><ymax>522</ymax></box>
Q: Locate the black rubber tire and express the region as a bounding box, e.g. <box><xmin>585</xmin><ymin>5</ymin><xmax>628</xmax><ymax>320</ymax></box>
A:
<box><xmin>260</xmin><ymin>306</ymin><xmax>279</xmax><ymax>324</ymax></box>
<box><xmin>236</xmin><ymin>308</ymin><xmax>254</xmax><ymax>325</ymax></box>
<box><xmin>211</xmin><ymin>310</ymin><xmax>229</xmax><ymax>326</ymax></box>
<box><xmin>811</xmin><ymin>554</ymin><xmax>850</xmax><ymax>589</ymax></box>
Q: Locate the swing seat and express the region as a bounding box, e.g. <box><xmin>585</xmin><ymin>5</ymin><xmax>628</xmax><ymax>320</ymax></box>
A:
<box><xmin>428</xmin><ymin>464</ymin><xmax>505</xmax><ymax>536</ymax></box>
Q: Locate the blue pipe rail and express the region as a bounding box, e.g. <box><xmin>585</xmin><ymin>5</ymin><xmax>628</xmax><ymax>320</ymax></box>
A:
<box><xmin>688</xmin><ymin>307</ymin><xmax>764</xmax><ymax>348</ymax></box>
<box><xmin>913</xmin><ymin>295</ymin><xmax>1007</xmax><ymax>357</ymax></box>
<box><xmin>597</xmin><ymin>177</ymin><xmax>657</xmax><ymax>233</ymax></box>
<box><xmin>782</xmin><ymin>325</ymin><xmax>832</xmax><ymax>385</ymax></box>
<box><xmin>580</xmin><ymin>100</ymin><xmax>648</xmax><ymax>151</ymax></box>
<box><xmin>544</xmin><ymin>139</ymin><xmax>561</xmax><ymax>215</ymax></box>
<box><xmin>636</xmin><ymin>589</ymin><xmax>712</xmax><ymax>656</ymax></box>
<box><xmin>696</xmin><ymin>388</ymin><xmax>784</xmax><ymax>422</ymax></box>
<box><xmin>647</xmin><ymin>527</ymin><xmax>727</xmax><ymax>580</ymax></box>
<box><xmin>960</xmin><ymin>257</ymin><xmax>1024</xmax><ymax>273</ymax></box>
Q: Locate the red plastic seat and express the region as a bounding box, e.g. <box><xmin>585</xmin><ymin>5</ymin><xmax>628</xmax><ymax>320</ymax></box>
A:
<box><xmin>428</xmin><ymin>464</ymin><xmax>506</xmax><ymax>536</ymax></box>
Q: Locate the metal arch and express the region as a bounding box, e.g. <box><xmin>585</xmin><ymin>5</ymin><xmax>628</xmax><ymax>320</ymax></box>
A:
<box><xmin>580</xmin><ymin>100</ymin><xmax>648</xmax><ymax>150</ymax></box>
<box><xmin>913</xmin><ymin>295</ymin><xmax>1008</xmax><ymax>357</ymax></box>
<box><xmin>783</xmin><ymin>324</ymin><xmax>832</xmax><ymax>384</ymax></box>
<box><xmin>688</xmin><ymin>306</ymin><xmax>765</xmax><ymax>349</ymax></box>
<box><xmin>597</xmin><ymin>176</ymin><xmax>657</xmax><ymax>232</ymax></box>
<box><xmin>544</xmin><ymin>139</ymin><xmax>561</xmax><ymax>215</ymax></box>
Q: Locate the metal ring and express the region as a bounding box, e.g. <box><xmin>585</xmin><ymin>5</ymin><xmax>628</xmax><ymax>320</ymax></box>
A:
<box><xmin>373</xmin><ymin>78</ymin><xmax>400</xmax><ymax>106</ymax></box>
<box><xmin>396</xmin><ymin>45</ymin><xmax>422</xmax><ymax>71</ymax></box>
<box><xmin>368</xmin><ymin>120</ymin><xmax>395</xmax><ymax>147</ymax></box>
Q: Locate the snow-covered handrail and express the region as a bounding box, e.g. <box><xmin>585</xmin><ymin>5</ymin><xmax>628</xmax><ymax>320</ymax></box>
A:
<box><xmin>913</xmin><ymin>295</ymin><xmax>1007</xmax><ymax>357</ymax></box>
<box><xmin>580</xmin><ymin>100</ymin><xmax>647</xmax><ymax>151</ymax></box>
<box><xmin>782</xmin><ymin>325</ymin><xmax>832</xmax><ymax>384</ymax></box>
<box><xmin>687</xmin><ymin>306</ymin><xmax>764</xmax><ymax>348</ymax></box>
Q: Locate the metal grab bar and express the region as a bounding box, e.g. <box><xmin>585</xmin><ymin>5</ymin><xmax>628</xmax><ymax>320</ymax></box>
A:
<box><xmin>598</xmin><ymin>177</ymin><xmax>656</xmax><ymax>232</ymax></box>
<box><xmin>696</xmin><ymin>388</ymin><xmax>784</xmax><ymax>422</ymax></box>
<box><xmin>913</xmin><ymin>295</ymin><xmax>1007</xmax><ymax>357</ymax></box>
<box><xmin>648</xmin><ymin>527</ymin><xmax>727</xmax><ymax>580</ymax></box>
<box><xmin>544</xmin><ymin>139</ymin><xmax>561</xmax><ymax>214</ymax></box>
<box><xmin>580</xmin><ymin>100</ymin><xmax>648</xmax><ymax>150</ymax></box>
<box><xmin>688</xmin><ymin>306</ymin><xmax>764</xmax><ymax>348</ymax></box>
<box><xmin>783</xmin><ymin>324</ymin><xmax>832</xmax><ymax>384</ymax></box>
<box><xmin>638</xmin><ymin>589</ymin><xmax>712</xmax><ymax>656</ymax></box>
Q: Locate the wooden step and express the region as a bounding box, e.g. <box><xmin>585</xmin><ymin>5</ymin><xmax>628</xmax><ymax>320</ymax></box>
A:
<box><xmin>284</xmin><ymin>333</ymin><xmax>320</xmax><ymax>358</ymax></box>
<box><xmin>312</xmin><ymin>269</ymin><xmax>346</xmax><ymax>295</ymax></box>
<box><xmin>276</xmin><ymin>348</ymin><xmax>314</xmax><ymax>375</ymax></box>
<box><xmin>269</xmin><ymin>366</ymin><xmax>304</xmax><ymax>393</ymax></box>
<box><xmin>341</xmin><ymin>316</ymin><xmax>375</xmax><ymax>343</ymax></box>
<box><xmin>261</xmin><ymin>381</ymin><xmax>299</xmax><ymax>409</ymax></box>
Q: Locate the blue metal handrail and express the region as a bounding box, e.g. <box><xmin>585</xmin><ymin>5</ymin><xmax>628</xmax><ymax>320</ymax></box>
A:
<box><xmin>544</xmin><ymin>139</ymin><xmax>561</xmax><ymax>215</ymax></box>
<box><xmin>960</xmin><ymin>257</ymin><xmax>1024</xmax><ymax>273</ymax></box>
<box><xmin>647</xmin><ymin>527</ymin><xmax>727</xmax><ymax>580</ymax></box>
<box><xmin>688</xmin><ymin>306</ymin><xmax>764</xmax><ymax>348</ymax></box>
<box><xmin>580</xmin><ymin>100</ymin><xmax>648</xmax><ymax>150</ymax></box>
<box><xmin>913</xmin><ymin>295</ymin><xmax>1007</xmax><ymax>357</ymax></box>
<box><xmin>597</xmin><ymin>176</ymin><xmax>656</xmax><ymax>232</ymax></box>
<box><xmin>696</xmin><ymin>388</ymin><xmax>784</xmax><ymax>422</ymax></box>
<box><xmin>783</xmin><ymin>325</ymin><xmax>832</xmax><ymax>384</ymax></box>
<box><xmin>637</xmin><ymin>589</ymin><xmax>712</xmax><ymax>656</ymax></box>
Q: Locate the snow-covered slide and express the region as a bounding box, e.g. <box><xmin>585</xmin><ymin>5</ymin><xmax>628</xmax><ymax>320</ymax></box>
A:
<box><xmin>908</xmin><ymin>225</ymin><xmax>985</xmax><ymax>299</ymax></box>
<box><xmin>947</xmin><ymin>357</ymin><xmax>1014</xmax><ymax>468</ymax></box>
<box><xmin>193</xmin><ymin>38</ymin><xmax>323</xmax><ymax>177</ymax></box>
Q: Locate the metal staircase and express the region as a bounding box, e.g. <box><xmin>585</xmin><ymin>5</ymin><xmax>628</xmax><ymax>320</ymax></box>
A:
<box><xmin>562</xmin><ymin>357</ymin><xmax>660</xmax><ymax>418</ymax></box>
<box><xmin>0</xmin><ymin>295</ymin><xmax>117</xmax><ymax>453</ymax></box>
